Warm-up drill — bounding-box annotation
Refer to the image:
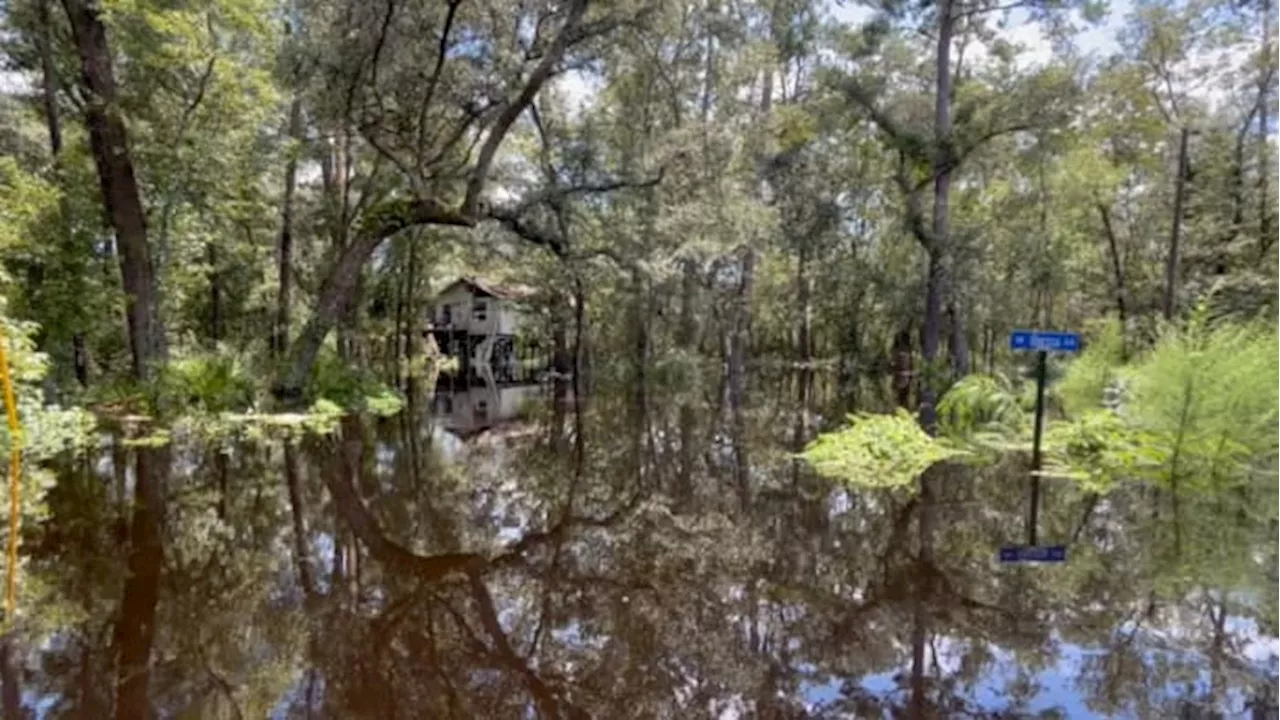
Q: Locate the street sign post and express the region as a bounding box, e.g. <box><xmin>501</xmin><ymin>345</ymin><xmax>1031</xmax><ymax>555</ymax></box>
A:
<box><xmin>999</xmin><ymin>545</ymin><xmax>1066</xmax><ymax>563</ymax></box>
<box><xmin>1001</xmin><ymin>329</ymin><xmax>1081</xmax><ymax>564</ymax></box>
<box><xmin>1009</xmin><ymin>330</ymin><xmax>1080</xmax><ymax>353</ymax></box>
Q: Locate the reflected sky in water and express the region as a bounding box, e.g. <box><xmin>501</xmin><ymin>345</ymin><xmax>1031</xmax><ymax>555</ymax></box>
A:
<box><xmin>18</xmin><ymin>372</ymin><xmax>1280</xmax><ymax>719</ymax></box>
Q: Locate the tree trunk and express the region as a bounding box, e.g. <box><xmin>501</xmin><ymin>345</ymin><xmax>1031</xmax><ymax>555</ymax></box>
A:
<box><xmin>1163</xmin><ymin>127</ymin><xmax>1190</xmax><ymax>322</ymax></box>
<box><xmin>728</xmin><ymin>249</ymin><xmax>754</xmax><ymax>511</ymax></box>
<box><xmin>207</xmin><ymin>243</ymin><xmax>222</xmax><ymax>345</ymax></box>
<box><xmin>910</xmin><ymin>10</ymin><xmax>953</xmax><ymax>691</ymax></box>
<box><xmin>948</xmin><ymin>300</ymin><xmax>970</xmax><ymax>376</ymax></box>
<box><xmin>61</xmin><ymin>3</ymin><xmax>170</xmax><ymax>716</ymax></box>
<box><xmin>285</xmin><ymin>442</ymin><xmax>314</xmax><ymax>597</ymax></box>
<box><xmin>402</xmin><ymin>240</ymin><xmax>418</xmax><ymax>383</ymax></box>
<box><xmin>1208</xmin><ymin>598</ymin><xmax>1227</xmax><ymax>716</ymax></box>
<box><xmin>331</xmin><ymin>504</ymin><xmax>345</xmax><ymax>589</ymax></box>
<box><xmin>319</xmin><ymin>417</ymin><xmax>481</xmax><ymax>582</ymax></box>
<box><xmin>1097</xmin><ymin>202</ymin><xmax>1129</xmax><ymax>333</ymax></box>
<box><xmin>39</xmin><ymin>0</ymin><xmax>90</xmax><ymax>387</ymax></box>
<box><xmin>277</xmin><ymin>202</ymin><xmax>471</xmax><ymax>401</ymax></box>
<box><xmin>215</xmin><ymin>451</ymin><xmax>229</xmax><ymax>520</ymax></box>
<box><xmin>921</xmin><ymin>0</ymin><xmax>955</xmax><ymax>434</ymax></box>
<box><xmin>37</xmin><ymin>0</ymin><xmax>62</xmax><ymax>157</ymax></box>
<box><xmin>571</xmin><ymin>274</ymin><xmax>587</xmax><ymax>388</ymax></box>
<box><xmin>892</xmin><ymin>325</ymin><xmax>913</xmax><ymax>409</ymax></box>
<box><xmin>677</xmin><ymin>260</ymin><xmax>699</xmax><ymax>507</ymax></box>
<box><xmin>274</xmin><ymin>94</ymin><xmax>303</xmax><ymax>357</ymax></box>
<box><xmin>796</xmin><ymin>243</ymin><xmax>812</xmax><ymax>363</ymax></box>
<box><xmin>330</xmin><ymin>127</ymin><xmax>355</xmax><ymax>363</ymax></box>
<box><xmin>630</xmin><ymin>271</ymin><xmax>650</xmax><ymax>492</ymax></box>
<box><xmin>73</xmin><ymin>334</ymin><xmax>88</xmax><ymax>387</ymax></box>
<box><xmin>551</xmin><ymin>291</ymin><xmax>570</xmax><ymax>374</ymax></box>
<box><xmin>0</xmin><ymin>635</ymin><xmax>20</xmax><ymax>720</ymax></box>
<box><xmin>1221</xmin><ymin>105</ymin><xmax>1257</xmax><ymax>269</ymax></box>
<box><xmin>114</xmin><ymin>447</ymin><xmax>166</xmax><ymax>720</ymax></box>
<box><xmin>1259</xmin><ymin>0</ymin><xmax>1273</xmax><ymax>247</ymax></box>
<box><xmin>392</xmin><ymin>251</ymin><xmax>407</xmax><ymax>381</ymax></box>
<box><xmin>343</xmin><ymin>273</ymin><xmax>365</xmax><ymax>364</ymax></box>
<box><xmin>62</xmin><ymin>0</ymin><xmax>165</xmax><ymax>381</ymax></box>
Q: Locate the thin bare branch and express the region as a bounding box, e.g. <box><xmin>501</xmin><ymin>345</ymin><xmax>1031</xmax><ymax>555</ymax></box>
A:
<box><xmin>952</xmin><ymin>0</ymin><xmax>1033</xmax><ymax>20</ymax></box>
<box><xmin>176</xmin><ymin>52</ymin><xmax>217</xmax><ymax>146</ymax></box>
<box><xmin>487</xmin><ymin>170</ymin><xmax>665</xmax><ymax>258</ymax></box>
<box><xmin>371</xmin><ymin>0</ymin><xmax>395</xmax><ymax>83</ymax></box>
<box><xmin>488</xmin><ymin>208</ymin><xmax>568</xmax><ymax>257</ymax></box>
<box><xmin>358</xmin><ymin>119</ymin><xmax>416</xmax><ymax>185</ymax></box>
<box><xmin>416</xmin><ymin>0</ymin><xmax>463</xmax><ymax>166</ymax></box>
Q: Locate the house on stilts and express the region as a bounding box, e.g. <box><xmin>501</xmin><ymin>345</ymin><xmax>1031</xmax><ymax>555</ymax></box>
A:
<box><xmin>427</xmin><ymin>277</ymin><xmax>541</xmax><ymax>382</ymax></box>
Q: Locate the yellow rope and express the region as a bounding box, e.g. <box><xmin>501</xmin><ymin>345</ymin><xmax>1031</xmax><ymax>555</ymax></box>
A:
<box><xmin>0</xmin><ymin>325</ymin><xmax>21</xmax><ymax>624</ymax></box>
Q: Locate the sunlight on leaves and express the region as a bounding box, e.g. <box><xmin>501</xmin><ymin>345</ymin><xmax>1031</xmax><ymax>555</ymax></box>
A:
<box><xmin>801</xmin><ymin>408</ymin><xmax>965</xmax><ymax>491</ymax></box>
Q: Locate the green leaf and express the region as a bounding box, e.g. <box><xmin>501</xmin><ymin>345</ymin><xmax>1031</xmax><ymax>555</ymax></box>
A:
<box><xmin>801</xmin><ymin>409</ymin><xmax>966</xmax><ymax>491</ymax></box>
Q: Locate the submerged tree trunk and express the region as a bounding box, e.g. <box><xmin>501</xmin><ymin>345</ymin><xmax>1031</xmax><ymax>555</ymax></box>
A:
<box><xmin>1163</xmin><ymin>127</ymin><xmax>1190</xmax><ymax>322</ymax></box>
<box><xmin>285</xmin><ymin>442</ymin><xmax>314</xmax><ymax>597</ymax></box>
<box><xmin>1207</xmin><ymin>597</ymin><xmax>1227</xmax><ymax>716</ymax></box>
<box><xmin>0</xmin><ymin>635</ymin><xmax>21</xmax><ymax>720</ymax></box>
<box><xmin>61</xmin><ymin>1</ymin><xmax>170</xmax><ymax>715</ymax></box>
<box><xmin>114</xmin><ymin>447</ymin><xmax>167</xmax><ymax>720</ymax></box>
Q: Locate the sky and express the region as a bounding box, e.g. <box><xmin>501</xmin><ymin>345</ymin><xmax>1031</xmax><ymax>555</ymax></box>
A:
<box><xmin>0</xmin><ymin>1</ymin><xmax>1132</xmax><ymax>96</ymax></box>
<box><xmin>553</xmin><ymin>0</ymin><xmax>1139</xmax><ymax>119</ymax></box>
<box><xmin>826</xmin><ymin>0</ymin><xmax>1134</xmax><ymax>64</ymax></box>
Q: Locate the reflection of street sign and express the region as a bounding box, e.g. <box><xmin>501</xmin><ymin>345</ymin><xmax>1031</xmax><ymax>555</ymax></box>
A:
<box><xmin>999</xmin><ymin>545</ymin><xmax>1067</xmax><ymax>563</ymax></box>
<box><xmin>1010</xmin><ymin>330</ymin><xmax>1081</xmax><ymax>353</ymax></box>
<box><xmin>1009</xmin><ymin>328</ymin><xmax>1081</xmax><ymax>559</ymax></box>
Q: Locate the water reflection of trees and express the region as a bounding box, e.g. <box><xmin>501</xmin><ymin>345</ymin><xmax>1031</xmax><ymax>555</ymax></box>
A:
<box><xmin>19</xmin><ymin>372</ymin><xmax>1278</xmax><ymax>718</ymax></box>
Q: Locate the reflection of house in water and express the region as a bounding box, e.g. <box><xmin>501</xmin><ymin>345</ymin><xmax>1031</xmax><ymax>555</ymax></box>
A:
<box><xmin>431</xmin><ymin>381</ymin><xmax>546</xmax><ymax>441</ymax></box>
<box><xmin>427</xmin><ymin>277</ymin><xmax>543</xmax><ymax>382</ymax></box>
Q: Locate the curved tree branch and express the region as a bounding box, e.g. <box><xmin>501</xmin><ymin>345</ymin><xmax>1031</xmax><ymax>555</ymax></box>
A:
<box><xmin>463</xmin><ymin>0</ymin><xmax>589</xmax><ymax>216</ymax></box>
<box><xmin>317</xmin><ymin>418</ymin><xmax>643</xmax><ymax>588</ymax></box>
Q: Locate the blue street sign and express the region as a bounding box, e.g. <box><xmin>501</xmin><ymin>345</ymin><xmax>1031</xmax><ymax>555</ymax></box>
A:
<box><xmin>998</xmin><ymin>545</ymin><xmax>1067</xmax><ymax>563</ymax></box>
<box><xmin>1010</xmin><ymin>330</ymin><xmax>1081</xmax><ymax>353</ymax></box>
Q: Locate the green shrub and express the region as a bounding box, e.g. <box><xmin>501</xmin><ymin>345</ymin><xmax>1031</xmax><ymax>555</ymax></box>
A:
<box><xmin>160</xmin><ymin>350</ymin><xmax>255</xmax><ymax>413</ymax></box>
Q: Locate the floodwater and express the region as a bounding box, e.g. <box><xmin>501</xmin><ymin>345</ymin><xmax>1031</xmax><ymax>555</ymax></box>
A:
<box><xmin>21</xmin><ymin>371</ymin><xmax>1280</xmax><ymax>718</ymax></box>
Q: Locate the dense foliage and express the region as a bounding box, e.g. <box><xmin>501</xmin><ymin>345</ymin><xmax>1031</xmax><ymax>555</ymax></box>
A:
<box><xmin>0</xmin><ymin>0</ymin><xmax>1273</xmax><ymax>715</ymax></box>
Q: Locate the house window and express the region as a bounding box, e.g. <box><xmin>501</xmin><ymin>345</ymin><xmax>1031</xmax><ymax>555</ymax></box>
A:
<box><xmin>440</xmin><ymin>304</ymin><xmax>452</xmax><ymax>325</ymax></box>
<box><xmin>473</xmin><ymin>300</ymin><xmax>488</xmax><ymax>322</ymax></box>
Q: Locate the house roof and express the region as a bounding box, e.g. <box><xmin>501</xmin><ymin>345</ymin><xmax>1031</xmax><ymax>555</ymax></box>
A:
<box><xmin>436</xmin><ymin>276</ymin><xmax>537</xmax><ymax>301</ymax></box>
